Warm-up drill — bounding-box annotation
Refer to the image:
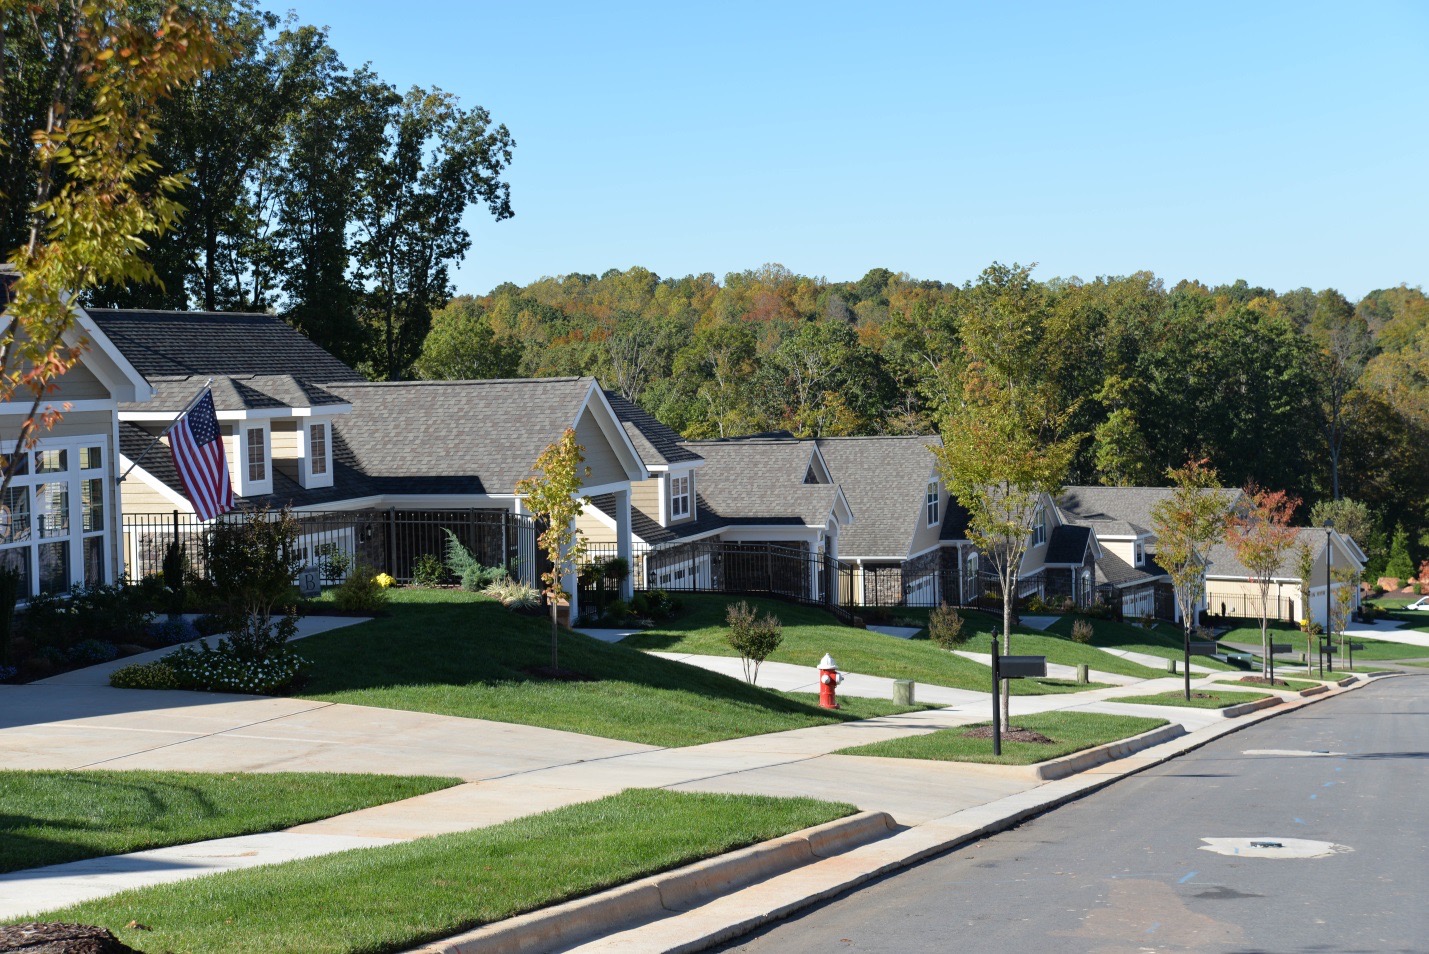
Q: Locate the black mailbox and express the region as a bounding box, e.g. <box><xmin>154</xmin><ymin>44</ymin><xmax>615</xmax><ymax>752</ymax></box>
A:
<box><xmin>1189</xmin><ymin>641</ymin><xmax>1219</xmax><ymax>655</ymax></box>
<box><xmin>1346</xmin><ymin>642</ymin><xmax>1365</xmax><ymax>651</ymax></box>
<box><xmin>1269</xmin><ymin>643</ymin><xmax>1293</xmax><ymax>654</ymax></box>
<box><xmin>999</xmin><ymin>655</ymin><xmax>1047</xmax><ymax>679</ymax></box>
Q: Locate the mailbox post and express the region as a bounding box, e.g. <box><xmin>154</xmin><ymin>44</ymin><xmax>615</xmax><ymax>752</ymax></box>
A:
<box><xmin>990</xmin><ymin>638</ymin><xmax>1047</xmax><ymax>756</ymax></box>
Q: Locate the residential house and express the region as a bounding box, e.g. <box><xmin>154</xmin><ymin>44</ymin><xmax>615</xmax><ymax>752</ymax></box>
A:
<box><xmin>89</xmin><ymin>308</ymin><xmax>647</xmax><ymax>617</ymax></box>
<box><xmin>0</xmin><ymin>277</ymin><xmax>154</xmax><ymax>598</ymax></box>
<box><xmin>1204</xmin><ymin>527</ymin><xmax>1365</xmax><ymax>629</ymax></box>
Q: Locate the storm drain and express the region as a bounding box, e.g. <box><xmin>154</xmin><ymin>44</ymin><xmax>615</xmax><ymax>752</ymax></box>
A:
<box><xmin>1198</xmin><ymin>837</ymin><xmax>1352</xmax><ymax>859</ymax></box>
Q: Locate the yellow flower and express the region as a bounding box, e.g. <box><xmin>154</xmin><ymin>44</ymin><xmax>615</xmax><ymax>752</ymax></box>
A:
<box><xmin>374</xmin><ymin>573</ymin><xmax>396</xmax><ymax>589</ymax></box>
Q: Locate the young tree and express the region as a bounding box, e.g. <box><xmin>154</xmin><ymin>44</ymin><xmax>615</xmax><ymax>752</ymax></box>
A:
<box><xmin>1385</xmin><ymin>523</ymin><xmax>1414</xmax><ymax>586</ymax></box>
<box><xmin>1294</xmin><ymin>541</ymin><xmax>1317</xmax><ymax>667</ymax></box>
<box><xmin>1331</xmin><ymin>567</ymin><xmax>1356</xmax><ymax>667</ymax></box>
<box><xmin>935</xmin><ymin>264</ymin><xmax>1081</xmax><ymax>730</ymax></box>
<box><xmin>724</xmin><ymin>600</ymin><xmax>783</xmax><ymax>685</ymax></box>
<box><xmin>515</xmin><ymin>428</ymin><xmax>590</xmax><ymax>673</ymax></box>
<box><xmin>1150</xmin><ymin>458</ymin><xmax>1231</xmax><ymax>699</ymax></box>
<box><xmin>0</xmin><ymin>1</ymin><xmax>230</xmax><ymax>497</ymax></box>
<box><xmin>1227</xmin><ymin>486</ymin><xmax>1300</xmax><ymax>678</ymax></box>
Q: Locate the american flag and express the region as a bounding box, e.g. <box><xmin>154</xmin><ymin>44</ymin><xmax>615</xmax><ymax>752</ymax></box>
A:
<box><xmin>168</xmin><ymin>390</ymin><xmax>234</xmax><ymax>520</ymax></box>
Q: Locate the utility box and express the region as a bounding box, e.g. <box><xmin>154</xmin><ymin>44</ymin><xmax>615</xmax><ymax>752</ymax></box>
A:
<box><xmin>999</xmin><ymin>655</ymin><xmax>1047</xmax><ymax>679</ymax></box>
<box><xmin>297</xmin><ymin>566</ymin><xmax>322</xmax><ymax>599</ymax></box>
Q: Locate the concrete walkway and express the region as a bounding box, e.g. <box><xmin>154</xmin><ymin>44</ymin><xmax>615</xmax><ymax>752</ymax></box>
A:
<box><xmin>954</xmin><ymin>650</ymin><xmax>1145</xmax><ymax>686</ymax></box>
<box><xmin>1094</xmin><ymin>644</ymin><xmax>1216</xmax><ymax>674</ymax></box>
<box><xmin>646</xmin><ymin>652</ymin><xmax>986</xmax><ymax>707</ymax></box>
<box><xmin>0</xmin><ymin>649</ymin><xmax>1354</xmax><ymax>920</ymax></box>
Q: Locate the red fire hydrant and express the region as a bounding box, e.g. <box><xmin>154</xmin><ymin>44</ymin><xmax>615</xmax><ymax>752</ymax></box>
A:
<box><xmin>818</xmin><ymin>653</ymin><xmax>844</xmax><ymax>709</ymax></box>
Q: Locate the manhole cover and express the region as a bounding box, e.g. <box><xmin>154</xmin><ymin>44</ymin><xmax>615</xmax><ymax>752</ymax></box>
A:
<box><xmin>1199</xmin><ymin>837</ymin><xmax>1352</xmax><ymax>859</ymax></box>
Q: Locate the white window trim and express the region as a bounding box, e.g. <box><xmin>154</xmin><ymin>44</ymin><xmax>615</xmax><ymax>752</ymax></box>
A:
<box><xmin>926</xmin><ymin>480</ymin><xmax>940</xmax><ymax>527</ymax></box>
<box><xmin>299</xmin><ymin>418</ymin><xmax>334</xmax><ymax>489</ymax></box>
<box><xmin>0</xmin><ymin>435</ymin><xmax>112</xmax><ymax>598</ymax></box>
<box><xmin>235</xmin><ymin>422</ymin><xmax>272</xmax><ymax>497</ymax></box>
<box><xmin>1031</xmin><ymin>503</ymin><xmax>1047</xmax><ymax>547</ymax></box>
<box><xmin>670</xmin><ymin>472</ymin><xmax>692</xmax><ymax>520</ymax></box>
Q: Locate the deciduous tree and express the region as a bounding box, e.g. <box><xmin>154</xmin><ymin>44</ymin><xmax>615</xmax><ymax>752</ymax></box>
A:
<box><xmin>515</xmin><ymin>428</ymin><xmax>589</xmax><ymax>673</ymax></box>
<box><xmin>1227</xmin><ymin>486</ymin><xmax>1300</xmax><ymax>677</ymax></box>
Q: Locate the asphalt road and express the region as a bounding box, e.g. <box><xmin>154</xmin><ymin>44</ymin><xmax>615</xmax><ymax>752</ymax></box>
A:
<box><xmin>721</xmin><ymin>675</ymin><xmax>1429</xmax><ymax>954</ymax></box>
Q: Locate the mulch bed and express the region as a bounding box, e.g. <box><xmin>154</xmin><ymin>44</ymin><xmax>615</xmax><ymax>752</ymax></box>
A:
<box><xmin>0</xmin><ymin>923</ymin><xmax>137</xmax><ymax>954</ymax></box>
<box><xmin>961</xmin><ymin>726</ymin><xmax>1055</xmax><ymax>744</ymax></box>
<box><xmin>1238</xmin><ymin>676</ymin><xmax>1292</xmax><ymax>687</ymax></box>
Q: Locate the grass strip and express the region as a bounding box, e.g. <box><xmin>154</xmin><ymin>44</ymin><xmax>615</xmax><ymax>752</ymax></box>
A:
<box><xmin>622</xmin><ymin>596</ymin><xmax>1127</xmax><ymax>695</ymax></box>
<box><xmin>1113</xmin><ymin>689</ymin><xmax>1275</xmax><ymax>709</ymax></box>
<box><xmin>0</xmin><ymin>770</ymin><xmax>458</xmax><ymax>875</ymax></box>
<box><xmin>835</xmin><ymin>711</ymin><xmax>1167</xmax><ymax>766</ymax></box>
<box><xmin>46</xmin><ymin>789</ymin><xmax>853</xmax><ymax>954</ymax></box>
<box><xmin>1044</xmin><ymin>616</ymin><xmax>1235</xmax><ymax>671</ymax></box>
<box><xmin>297</xmin><ymin>590</ymin><xmax>918</xmax><ymax>747</ymax></box>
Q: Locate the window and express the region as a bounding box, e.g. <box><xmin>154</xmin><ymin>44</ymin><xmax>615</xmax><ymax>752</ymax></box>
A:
<box><xmin>1135</xmin><ymin>541</ymin><xmax>1146</xmax><ymax>566</ymax></box>
<box><xmin>0</xmin><ymin>440</ymin><xmax>109</xmax><ymax>598</ymax></box>
<box><xmin>670</xmin><ymin>473</ymin><xmax>691</xmax><ymax>519</ymax></box>
<box><xmin>309</xmin><ymin>422</ymin><xmax>328</xmax><ymax>476</ymax></box>
<box><xmin>926</xmin><ymin>480</ymin><xmax>940</xmax><ymax>526</ymax></box>
<box><xmin>1031</xmin><ymin>504</ymin><xmax>1046</xmax><ymax>547</ymax></box>
<box><xmin>246</xmin><ymin>427</ymin><xmax>267</xmax><ymax>482</ymax></box>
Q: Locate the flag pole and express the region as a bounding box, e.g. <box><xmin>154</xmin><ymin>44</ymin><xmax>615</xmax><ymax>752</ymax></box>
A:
<box><xmin>117</xmin><ymin>378</ymin><xmax>215</xmax><ymax>483</ymax></box>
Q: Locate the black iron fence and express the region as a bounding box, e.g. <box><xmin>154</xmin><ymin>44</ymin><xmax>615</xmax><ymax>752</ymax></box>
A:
<box><xmin>122</xmin><ymin>508</ymin><xmax>537</xmax><ymax>586</ymax></box>
<box><xmin>580</xmin><ymin>540</ymin><xmax>857</xmax><ymax>621</ymax></box>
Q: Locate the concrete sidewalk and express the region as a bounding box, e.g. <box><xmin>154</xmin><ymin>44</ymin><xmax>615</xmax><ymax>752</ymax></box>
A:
<box><xmin>954</xmin><ymin>650</ymin><xmax>1145</xmax><ymax>685</ymax></box>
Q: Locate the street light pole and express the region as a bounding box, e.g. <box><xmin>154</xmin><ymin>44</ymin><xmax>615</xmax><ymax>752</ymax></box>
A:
<box><xmin>1323</xmin><ymin>520</ymin><xmax>1333</xmax><ymax>677</ymax></box>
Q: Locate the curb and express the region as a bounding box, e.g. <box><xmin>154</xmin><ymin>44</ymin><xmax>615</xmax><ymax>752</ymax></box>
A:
<box><xmin>564</xmin><ymin>675</ymin><xmax>1374</xmax><ymax>953</ymax></box>
<box><xmin>1220</xmin><ymin>695</ymin><xmax>1282</xmax><ymax>718</ymax></box>
<box><xmin>1299</xmin><ymin>684</ymin><xmax>1329</xmax><ymax>697</ymax></box>
<box><xmin>405</xmin><ymin>811</ymin><xmax>897</xmax><ymax>954</ymax></box>
<box><xmin>1032</xmin><ymin>723</ymin><xmax>1185</xmax><ymax>781</ymax></box>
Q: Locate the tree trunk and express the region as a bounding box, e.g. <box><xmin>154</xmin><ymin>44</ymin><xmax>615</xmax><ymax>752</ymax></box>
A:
<box><xmin>1001</xmin><ymin>581</ymin><xmax>1013</xmax><ymax>731</ymax></box>
<box><xmin>549</xmin><ymin>599</ymin><xmax>559</xmax><ymax>672</ymax></box>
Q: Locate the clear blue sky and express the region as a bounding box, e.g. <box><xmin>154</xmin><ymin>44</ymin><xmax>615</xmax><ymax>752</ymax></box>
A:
<box><xmin>289</xmin><ymin>1</ymin><xmax>1427</xmax><ymax>299</ymax></box>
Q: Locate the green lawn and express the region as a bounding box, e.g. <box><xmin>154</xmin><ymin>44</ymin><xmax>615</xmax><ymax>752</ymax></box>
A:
<box><xmin>1046</xmin><ymin>616</ymin><xmax>1235</xmax><ymax>671</ymax></box>
<box><xmin>621</xmin><ymin>596</ymin><xmax>1135</xmax><ymax>695</ymax></box>
<box><xmin>1216</xmin><ymin>619</ymin><xmax>1305</xmax><ymax>646</ymax></box>
<box><xmin>835</xmin><ymin>711</ymin><xmax>1167</xmax><ymax>766</ymax></box>
<box><xmin>1113</xmin><ymin>689</ymin><xmax>1276</xmax><ymax>710</ymax></box>
<box><xmin>297</xmin><ymin>590</ymin><xmax>918</xmax><ymax>748</ymax></box>
<box><xmin>0</xmin><ymin>771</ymin><xmax>457</xmax><ymax>875</ymax></box>
<box><xmin>46</xmin><ymin>789</ymin><xmax>852</xmax><ymax>954</ymax></box>
<box><xmin>966</xmin><ymin>630</ymin><xmax>1166</xmax><ymax>680</ymax></box>
<box><xmin>1317</xmin><ymin>635</ymin><xmax>1429</xmax><ymax>663</ymax></box>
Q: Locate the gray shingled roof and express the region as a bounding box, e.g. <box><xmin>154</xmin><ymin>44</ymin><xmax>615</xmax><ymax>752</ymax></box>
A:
<box><xmin>676</xmin><ymin>438</ymin><xmax>846</xmax><ymax>533</ymax></box>
<box><xmin>133</xmin><ymin>375</ymin><xmax>348</xmax><ymax>413</ymax></box>
<box><xmin>1044</xmin><ymin>524</ymin><xmax>1093</xmax><ymax>565</ymax></box>
<box><xmin>815</xmin><ymin>435</ymin><xmax>940</xmax><ymax>559</ymax></box>
<box><xmin>324</xmin><ymin>378</ymin><xmax>598</xmax><ymax>495</ymax></box>
<box><xmin>1094</xmin><ymin>548</ymin><xmax>1168</xmax><ymax>587</ymax></box>
<box><xmin>1204</xmin><ymin>527</ymin><xmax>1347</xmax><ymax>581</ymax></box>
<box><xmin>1057</xmin><ymin>485</ymin><xmax>1243</xmax><ymax>536</ymax></box>
<box><xmin>87</xmin><ymin>308</ymin><xmax>363</xmax><ymax>383</ymax></box>
<box><xmin>603</xmin><ymin>392</ymin><xmax>703</xmax><ymax>467</ymax></box>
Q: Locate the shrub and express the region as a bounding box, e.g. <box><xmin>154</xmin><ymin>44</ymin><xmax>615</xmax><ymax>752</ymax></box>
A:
<box><xmin>603</xmin><ymin>599</ymin><xmax>630</xmax><ymax>623</ymax></box>
<box><xmin>161</xmin><ymin>539</ymin><xmax>188</xmax><ymax>612</ymax></box>
<box><xmin>148</xmin><ymin>615</ymin><xmax>198</xmax><ymax>646</ymax></box>
<box><xmin>482</xmin><ymin>579</ymin><xmax>541</xmax><ymax>610</ymax></box>
<box><xmin>631</xmin><ymin>588</ymin><xmax>678</xmax><ymax>620</ymax></box>
<box><xmin>1025</xmin><ymin>595</ymin><xmax>1049</xmax><ymax>614</ymax></box>
<box><xmin>725</xmin><ymin>601</ymin><xmax>783</xmax><ymax>685</ymax></box>
<box><xmin>374</xmin><ymin>573</ymin><xmax>396</xmax><ymax>588</ymax></box>
<box><xmin>412</xmin><ymin>553</ymin><xmax>447</xmax><ymax>587</ymax></box>
<box><xmin>67</xmin><ymin>639</ymin><xmax>120</xmax><ymax>666</ymax></box>
<box><xmin>0</xmin><ymin>564</ymin><xmax>19</xmax><ymax>666</ymax></box>
<box><xmin>160</xmin><ymin>641</ymin><xmax>306</xmax><ymax>694</ymax></box>
<box><xmin>1070</xmin><ymin>618</ymin><xmax>1095</xmax><ymax>645</ymax></box>
<box><xmin>198</xmin><ymin>510</ymin><xmax>302</xmax><ymax>662</ymax></box>
<box><xmin>928</xmin><ymin>603</ymin><xmax>967</xmax><ymax>650</ymax></box>
<box><xmin>193</xmin><ymin>614</ymin><xmax>229</xmax><ymax>637</ymax></box>
<box><xmin>110</xmin><ymin>660</ymin><xmax>181</xmax><ymax>690</ymax></box>
<box><xmin>314</xmin><ymin>543</ymin><xmax>352</xmax><ymax>585</ymax></box>
<box><xmin>332</xmin><ymin>561</ymin><xmax>390</xmax><ymax>613</ymax></box>
<box><xmin>17</xmin><ymin>583</ymin><xmax>154</xmax><ymax>651</ymax></box>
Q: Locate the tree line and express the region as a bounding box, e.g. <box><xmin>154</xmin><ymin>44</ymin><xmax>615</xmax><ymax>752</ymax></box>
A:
<box><xmin>1</xmin><ymin>0</ymin><xmax>514</xmax><ymax>382</ymax></box>
<box><xmin>416</xmin><ymin>264</ymin><xmax>1429</xmax><ymax>579</ymax></box>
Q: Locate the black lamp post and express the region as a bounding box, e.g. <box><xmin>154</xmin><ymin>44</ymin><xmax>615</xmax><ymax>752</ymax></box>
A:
<box><xmin>1322</xmin><ymin>519</ymin><xmax>1333</xmax><ymax>677</ymax></box>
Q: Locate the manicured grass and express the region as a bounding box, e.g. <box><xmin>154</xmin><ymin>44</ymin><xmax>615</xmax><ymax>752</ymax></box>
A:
<box><xmin>48</xmin><ymin>789</ymin><xmax>852</xmax><ymax>954</ymax></box>
<box><xmin>297</xmin><ymin>590</ymin><xmax>919</xmax><ymax>748</ymax></box>
<box><xmin>622</xmin><ymin>596</ymin><xmax>1132</xmax><ymax>695</ymax></box>
<box><xmin>1045</xmin><ymin>616</ymin><xmax>1235</xmax><ymax>671</ymax></box>
<box><xmin>0</xmin><ymin>770</ymin><xmax>458</xmax><ymax>875</ymax></box>
<box><xmin>955</xmin><ymin>628</ymin><xmax>1165</xmax><ymax>679</ymax></box>
<box><xmin>1316</xmin><ymin>635</ymin><xmax>1429</xmax><ymax>663</ymax></box>
<box><xmin>1113</xmin><ymin>689</ymin><xmax>1276</xmax><ymax>709</ymax></box>
<box><xmin>835</xmin><ymin>711</ymin><xmax>1167</xmax><ymax>766</ymax></box>
<box><xmin>1215</xmin><ymin>620</ymin><xmax>1304</xmax><ymax>645</ymax></box>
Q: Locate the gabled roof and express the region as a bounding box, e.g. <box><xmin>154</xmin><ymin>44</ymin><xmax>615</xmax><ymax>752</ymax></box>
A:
<box><xmin>672</xmin><ymin>437</ymin><xmax>851</xmax><ymax>537</ymax></box>
<box><xmin>1044</xmin><ymin>524</ymin><xmax>1094</xmax><ymax>566</ymax></box>
<box><xmin>86</xmin><ymin>308</ymin><xmax>363</xmax><ymax>383</ymax></box>
<box><xmin>135</xmin><ymin>374</ymin><xmax>347</xmax><ymax>413</ymax></box>
<box><xmin>1094</xmin><ymin>548</ymin><xmax>1168</xmax><ymax>588</ymax></box>
<box><xmin>814</xmin><ymin>435</ymin><xmax>941</xmax><ymax>559</ymax></box>
<box><xmin>603</xmin><ymin>392</ymin><xmax>703</xmax><ymax>467</ymax></box>
<box><xmin>1057</xmin><ymin>485</ymin><xmax>1243</xmax><ymax>536</ymax></box>
<box><xmin>1204</xmin><ymin>527</ymin><xmax>1362</xmax><ymax>581</ymax></box>
<box><xmin>323</xmin><ymin>377</ymin><xmax>634</xmax><ymax>496</ymax></box>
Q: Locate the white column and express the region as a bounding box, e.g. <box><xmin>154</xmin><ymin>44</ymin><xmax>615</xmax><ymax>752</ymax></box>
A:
<box><xmin>563</xmin><ymin>514</ymin><xmax>580</xmax><ymax>623</ymax></box>
<box><xmin>615</xmin><ymin>487</ymin><xmax>634</xmax><ymax>599</ymax></box>
<box><xmin>809</xmin><ymin>533</ymin><xmax>822</xmax><ymax>601</ymax></box>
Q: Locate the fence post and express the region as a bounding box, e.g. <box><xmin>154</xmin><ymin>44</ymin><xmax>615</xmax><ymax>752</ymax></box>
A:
<box><xmin>172</xmin><ymin>509</ymin><xmax>179</xmax><ymax>556</ymax></box>
<box><xmin>385</xmin><ymin>507</ymin><xmax>396</xmax><ymax>578</ymax></box>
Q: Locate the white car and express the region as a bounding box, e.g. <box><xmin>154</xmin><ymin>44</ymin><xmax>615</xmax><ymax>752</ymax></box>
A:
<box><xmin>1408</xmin><ymin>596</ymin><xmax>1429</xmax><ymax>611</ymax></box>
